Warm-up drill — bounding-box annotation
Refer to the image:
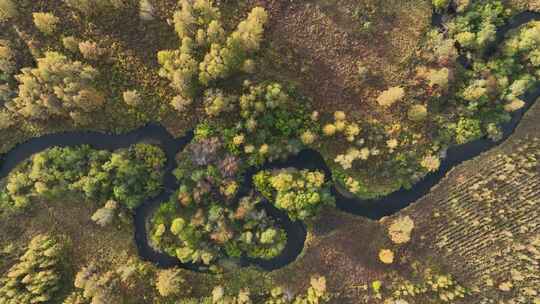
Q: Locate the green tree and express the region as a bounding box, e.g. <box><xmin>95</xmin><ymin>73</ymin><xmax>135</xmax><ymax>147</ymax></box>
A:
<box><xmin>33</xmin><ymin>12</ymin><xmax>60</xmax><ymax>35</ymax></box>
<box><xmin>0</xmin><ymin>0</ymin><xmax>17</xmax><ymax>22</ymax></box>
<box><xmin>157</xmin><ymin>3</ymin><xmax>268</xmax><ymax>112</ymax></box>
<box><xmin>432</xmin><ymin>0</ymin><xmax>450</xmax><ymax>11</ymax></box>
<box><xmin>447</xmin><ymin>0</ymin><xmax>509</xmax><ymax>52</ymax></box>
<box><xmin>408</xmin><ymin>105</ymin><xmax>428</xmax><ymax>122</ymax></box>
<box><xmin>0</xmin><ymin>234</ymin><xmax>65</xmax><ymax>303</ymax></box>
<box><xmin>62</xmin><ymin>36</ymin><xmax>80</xmax><ymax>52</ymax></box>
<box><xmin>1</xmin><ymin>144</ymin><xmax>166</xmax><ymax>213</ymax></box>
<box><xmin>455</xmin><ymin>117</ymin><xmax>482</xmax><ymax>144</ymax></box>
<box><xmin>7</xmin><ymin>51</ymin><xmax>103</xmax><ymax>121</ymax></box>
<box><xmin>198</xmin><ymin>7</ymin><xmax>268</xmax><ymax>84</ymax></box>
<box><xmin>62</xmin><ymin>292</ymin><xmax>87</xmax><ymax>304</ymax></box>
<box><xmin>254</xmin><ymin>169</ymin><xmax>335</xmax><ymax>221</ymax></box>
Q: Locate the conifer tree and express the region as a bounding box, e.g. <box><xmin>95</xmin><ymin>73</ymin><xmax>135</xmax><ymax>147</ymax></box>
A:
<box><xmin>0</xmin><ymin>234</ymin><xmax>65</xmax><ymax>304</ymax></box>
<box><xmin>7</xmin><ymin>52</ymin><xmax>104</xmax><ymax>121</ymax></box>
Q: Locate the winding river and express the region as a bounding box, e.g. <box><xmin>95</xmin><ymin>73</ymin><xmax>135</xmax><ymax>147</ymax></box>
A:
<box><xmin>0</xmin><ymin>11</ymin><xmax>539</xmax><ymax>271</ymax></box>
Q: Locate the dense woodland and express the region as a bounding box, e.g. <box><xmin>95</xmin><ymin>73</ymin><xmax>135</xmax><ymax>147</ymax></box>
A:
<box><xmin>0</xmin><ymin>143</ymin><xmax>166</xmax><ymax>213</ymax></box>
<box><xmin>0</xmin><ymin>0</ymin><xmax>539</xmax><ymax>303</ymax></box>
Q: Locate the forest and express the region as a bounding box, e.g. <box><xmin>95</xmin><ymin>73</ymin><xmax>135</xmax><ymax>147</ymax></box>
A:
<box><xmin>0</xmin><ymin>0</ymin><xmax>539</xmax><ymax>303</ymax></box>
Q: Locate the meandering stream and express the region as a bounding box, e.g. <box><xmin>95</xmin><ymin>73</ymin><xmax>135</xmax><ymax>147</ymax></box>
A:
<box><xmin>1</xmin><ymin>11</ymin><xmax>539</xmax><ymax>271</ymax></box>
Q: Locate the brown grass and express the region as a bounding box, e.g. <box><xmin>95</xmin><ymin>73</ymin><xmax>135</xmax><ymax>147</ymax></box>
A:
<box><xmin>0</xmin><ymin>198</ymin><xmax>137</xmax><ymax>274</ymax></box>
<box><xmin>267</xmin><ymin>99</ymin><xmax>540</xmax><ymax>304</ymax></box>
<box><xmin>258</xmin><ymin>0</ymin><xmax>431</xmax><ymax>122</ymax></box>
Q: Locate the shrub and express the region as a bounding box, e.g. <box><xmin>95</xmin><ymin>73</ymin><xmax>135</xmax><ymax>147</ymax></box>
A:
<box><xmin>62</xmin><ymin>292</ymin><xmax>87</xmax><ymax>304</ymax></box>
<box><xmin>0</xmin><ymin>0</ymin><xmax>17</xmax><ymax>22</ymax></box>
<box><xmin>420</xmin><ymin>154</ymin><xmax>441</xmax><ymax>172</ymax></box>
<box><xmin>334</xmin><ymin>111</ymin><xmax>346</xmax><ymax>121</ymax></box>
<box><xmin>91</xmin><ymin>200</ymin><xmax>118</xmax><ymax>227</ymax></box>
<box><xmin>33</xmin><ymin>12</ymin><xmax>59</xmax><ymax>35</ymax></box>
<box><xmin>203</xmin><ymin>89</ymin><xmax>234</xmax><ymax>116</ymax></box>
<box><xmin>356</xmin><ymin>62</ymin><xmax>369</xmax><ymax>81</ymax></box>
<box><xmin>185</xmin><ymin>275</ymin><xmax>330</xmax><ymax>303</ymax></box>
<box><xmin>455</xmin><ymin>117</ymin><xmax>482</xmax><ymax>144</ymax></box>
<box><xmin>0</xmin><ymin>40</ymin><xmax>15</xmax><ymax>74</ymax></box>
<box><xmin>211</xmin><ymin>286</ymin><xmax>252</xmax><ymax>304</ymax></box>
<box><xmin>426</xmin><ymin>67</ymin><xmax>450</xmax><ymax>89</ymax></box>
<box><xmin>7</xmin><ymin>51</ymin><xmax>103</xmax><ymax>121</ymax></box>
<box><xmin>139</xmin><ymin>0</ymin><xmax>154</xmax><ymax>21</ymax></box>
<box><xmin>388</xmin><ymin>216</ymin><xmax>415</xmax><ymax>244</ymax></box>
<box><xmin>371</xmin><ymin>280</ymin><xmax>382</xmax><ymax>293</ymax></box>
<box><xmin>170</xmin><ymin>94</ymin><xmax>193</xmax><ymax>112</ymax></box>
<box><xmin>504</xmin><ymin>99</ymin><xmax>525</xmax><ymax>112</ymax></box>
<box><xmin>424</xmin><ymin>30</ymin><xmax>458</xmax><ymax>65</ymax></box>
<box><xmin>377</xmin><ymin>86</ymin><xmax>405</xmax><ymax>107</ymax></box>
<box><xmin>293</xmin><ymin>275</ymin><xmax>330</xmax><ymax>303</ymax></box>
<box><xmin>0</xmin><ymin>234</ymin><xmax>65</xmax><ymax>303</ymax></box>
<box><xmin>383</xmin><ymin>270</ymin><xmax>469</xmax><ymax>302</ymax></box>
<box><xmin>62</xmin><ymin>36</ymin><xmax>80</xmax><ymax>52</ymax></box>
<box><xmin>78</xmin><ymin>40</ymin><xmax>105</xmax><ymax>60</ymax></box>
<box><xmin>300</xmin><ymin>130</ymin><xmax>317</xmax><ymax>145</ymax></box>
<box><xmin>74</xmin><ymin>264</ymin><xmax>123</xmax><ymax>304</ymax></box>
<box><xmin>64</xmin><ymin>0</ymin><xmax>125</xmax><ymax>15</ymax></box>
<box><xmin>379</xmin><ymin>249</ymin><xmax>394</xmax><ymax>264</ymax></box>
<box><xmin>485</xmin><ymin>122</ymin><xmax>502</xmax><ymax>141</ymax></box>
<box><xmin>322</xmin><ymin>124</ymin><xmax>336</xmax><ymax>136</ymax></box>
<box><xmin>344</xmin><ymin>123</ymin><xmax>360</xmax><ymax>142</ymax></box>
<box><xmin>387</xmin><ymin>139</ymin><xmax>399</xmax><ymax>149</ymax></box>
<box><xmin>155</xmin><ymin>268</ymin><xmax>187</xmax><ymax>297</ymax></box>
<box><xmin>123</xmin><ymin>90</ymin><xmax>142</xmax><ymax>106</ymax></box>
<box><xmin>0</xmin><ymin>109</ymin><xmax>14</xmax><ymax>129</ymax></box>
<box><xmin>407</xmin><ymin>104</ymin><xmax>428</xmax><ymax>122</ymax></box>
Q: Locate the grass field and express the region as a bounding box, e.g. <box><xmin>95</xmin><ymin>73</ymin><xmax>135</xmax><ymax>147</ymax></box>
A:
<box><xmin>0</xmin><ymin>0</ymin><xmax>539</xmax><ymax>303</ymax></box>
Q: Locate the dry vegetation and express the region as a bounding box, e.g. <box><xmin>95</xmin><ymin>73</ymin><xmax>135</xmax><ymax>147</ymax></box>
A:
<box><xmin>0</xmin><ymin>0</ymin><xmax>539</xmax><ymax>303</ymax></box>
<box><xmin>259</xmin><ymin>0</ymin><xmax>432</xmax><ymax>121</ymax></box>
<box><xmin>267</xmin><ymin>101</ymin><xmax>540</xmax><ymax>304</ymax></box>
<box><xmin>0</xmin><ymin>198</ymin><xmax>138</xmax><ymax>275</ymax></box>
<box><xmin>383</xmin><ymin>101</ymin><xmax>540</xmax><ymax>303</ymax></box>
